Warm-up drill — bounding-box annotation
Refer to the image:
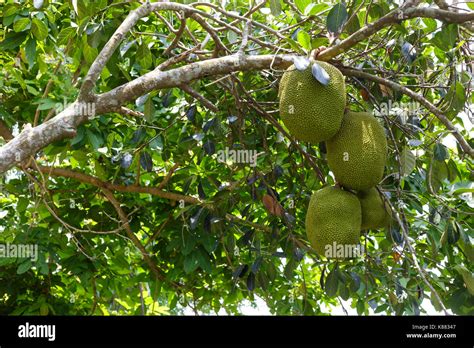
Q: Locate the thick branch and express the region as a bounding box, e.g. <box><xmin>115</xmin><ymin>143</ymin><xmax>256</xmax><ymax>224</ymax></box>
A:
<box><xmin>0</xmin><ymin>54</ymin><xmax>293</xmax><ymax>174</ymax></box>
<box><xmin>340</xmin><ymin>67</ymin><xmax>474</xmax><ymax>158</ymax></box>
<box><xmin>318</xmin><ymin>6</ymin><xmax>474</xmax><ymax>61</ymax></box>
<box><xmin>96</xmin><ymin>54</ymin><xmax>293</xmax><ymax>110</ymax></box>
<box><xmin>0</xmin><ymin>104</ymin><xmax>82</xmax><ymax>173</ymax></box>
<box><xmin>79</xmin><ymin>2</ymin><xmax>154</xmax><ymax>99</ymax></box>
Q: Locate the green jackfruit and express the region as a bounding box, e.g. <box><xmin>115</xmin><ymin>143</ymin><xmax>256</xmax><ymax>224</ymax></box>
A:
<box><xmin>305</xmin><ymin>186</ymin><xmax>361</xmax><ymax>259</ymax></box>
<box><xmin>327</xmin><ymin>111</ymin><xmax>388</xmax><ymax>190</ymax></box>
<box><xmin>278</xmin><ymin>61</ymin><xmax>346</xmax><ymax>144</ymax></box>
<box><xmin>357</xmin><ymin>188</ymin><xmax>391</xmax><ymax>230</ymax></box>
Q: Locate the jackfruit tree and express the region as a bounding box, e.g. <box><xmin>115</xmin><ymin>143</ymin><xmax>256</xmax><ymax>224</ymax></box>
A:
<box><xmin>0</xmin><ymin>0</ymin><xmax>473</xmax><ymax>317</ymax></box>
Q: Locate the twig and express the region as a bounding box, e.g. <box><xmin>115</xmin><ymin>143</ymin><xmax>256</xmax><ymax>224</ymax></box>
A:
<box><xmin>101</xmin><ymin>187</ymin><xmax>181</xmax><ymax>288</ymax></box>
<box><xmin>180</xmin><ymin>85</ymin><xmax>219</xmax><ymax>112</ymax></box>
<box><xmin>163</xmin><ymin>12</ymin><xmax>187</xmax><ymax>56</ymax></box>
<box><xmin>36</xmin><ymin>165</ymin><xmax>202</xmax><ymax>205</ymax></box>
<box><xmin>157</xmin><ymin>163</ymin><xmax>180</xmax><ymax>190</ymax></box>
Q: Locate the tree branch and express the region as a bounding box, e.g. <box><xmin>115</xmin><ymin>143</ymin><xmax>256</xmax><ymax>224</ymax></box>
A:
<box><xmin>0</xmin><ymin>119</ymin><xmax>13</xmax><ymax>142</ymax></box>
<box><xmin>96</xmin><ymin>54</ymin><xmax>294</xmax><ymax>111</ymax></box>
<box><xmin>340</xmin><ymin>67</ymin><xmax>474</xmax><ymax>158</ymax></box>
<box><xmin>180</xmin><ymin>84</ymin><xmax>219</xmax><ymax>112</ymax></box>
<box><xmin>79</xmin><ymin>2</ymin><xmax>154</xmax><ymax>100</ymax></box>
<box><xmin>318</xmin><ymin>6</ymin><xmax>474</xmax><ymax>61</ymax></box>
<box><xmin>37</xmin><ymin>165</ymin><xmax>201</xmax><ymax>205</ymax></box>
<box><xmin>101</xmin><ymin>187</ymin><xmax>180</xmax><ymax>287</ymax></box>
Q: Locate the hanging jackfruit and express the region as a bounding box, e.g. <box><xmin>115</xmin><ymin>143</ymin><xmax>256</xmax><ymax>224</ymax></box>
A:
<box><xmin>327</xmin><ymin>111</ymin><xmax>387</xmax><ymax>190</ymax></box>
<box><xmin>279</xmin><ymin>61</ymin><xmax>346</xmax><ymax>144</ymax></box>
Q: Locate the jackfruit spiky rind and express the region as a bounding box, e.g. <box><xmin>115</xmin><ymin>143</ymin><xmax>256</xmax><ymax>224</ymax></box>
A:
<box><xmin>279</xmin><ymin>61</ymin><xmax>346</xmax><ymax>144</ymax></box>
<box><xmin>358</xmin><ymin>188</ymin><xmax>390</xmax><ymax>230</ymax></box>
<box><xmin>327</xmin><ymin>111</ymin><xmax>388</xmax><ymax>190</ymax></box>
<box><xmin>305</xmin><ymin>186</ymin><xmax>361</xmax><ymax>258</ymax></box>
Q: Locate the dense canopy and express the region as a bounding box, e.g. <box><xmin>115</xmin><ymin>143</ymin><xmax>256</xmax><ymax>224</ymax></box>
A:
<box><xmin>0</xmin><ymin>0</ymin><xmax>473</xmax><ymax>315</ymax></box>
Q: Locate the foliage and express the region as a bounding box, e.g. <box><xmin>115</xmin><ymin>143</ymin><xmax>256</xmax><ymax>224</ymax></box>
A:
<box><xmin>0</xmin><ymin>0</ymin><xmax>473</xmax><ymax>315</ymax></box>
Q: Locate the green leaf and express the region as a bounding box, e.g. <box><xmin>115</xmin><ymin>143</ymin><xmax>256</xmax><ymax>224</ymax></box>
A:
<box><xmin>37</xmin><ymin>98</ymin><xmax>57</xmax><ymax>111</ymax></box>
<box><xmin>31</xmin><ymin>18</ymin><xmax>49</xmax><ymax>40</ymax></box>
<box><xmin>356</xmin><ymin>299</ymin><xmax>365</xmax><ymax>315</ymax></box>
<box><xmin>432</xmin><ymin>24</ymin><xmax>457</xmax><ymax>51</ymax></box>
<box><xmin>13</xmin><ymin>18</ymin><xmax>31</xmax><ymax>32</ymax></box>
<box><xmin>294</xmin><ymin>0</ymin><xmax>311</xmax><ymax>13</ymax></box>
<box><xmin>400</xmin><ymin>147</ymin><xmax>416</xmax><ymax>176</ymax></box>
<box><xmin>467</xmin><ymin>2</ymin><xmax>474</xmax><ymax>10</ymax></box>
<box><xmin>86</xmin><ymin>130</ymin><xmax>103</xmax><ymax>150</ymax></box>
<box><xmin>196</xmin><ymin>249</ymin><xmax>212</xmax><ymax>273</ymax></box>
<box><xmin>139</xmin><ymin>151</ymin><xmax>153</xmax><ymax>172</ymax></box>
<box><xmin>136</xmin><ymin>43</ymin><xmax>152</xmax><ymax>69</ymax></box>
<box><xmin>443</xmin><ymin>82</ymin><xmax>465</xmax><ymax>119</ymax></box>
<box><xmin>184</xmin><ymin>253</ymin><xmax>200</xmax><ymax>274</ymax></box>
<box><xmin>454</xmin><ymin>265</ymin><xmax>474</xmax><ymax>295</ymax></box>
<box><xmin>305</xmin><ymin>3</ymin><xmax>330</xmax><ymax>16</ymax></box>
<box><xmin>17</xmin><ymin>197</ymin><xmax>29</xmax><ymax>212</ymax></box>
<box><xmin>297</xmin><ymin>30</ymin><xmax>311</xmax><ymax>50</ymax></box>
<box><xmin>284</xmin><ymin>259</ymin><xmax>296</xmax><ymax>279</ymax></box>
<box><xmin>284</xmin><ymin>38</ymin><xmax>305</xmax><ymax>54</ymax></box>
<box><xmin>149</xmin><ymin>136</ymin><xmax>163</xmax><ymax>151</ymax></box>
<box><xmin>327</xmin><ymin>3</ymin><xmax>348</xmax><ymax>34</ymax></box>
<box><xmin>83</xmin><ymin>44</ymin><xmax>98</xmax><ymax>64</ymax></box>
<box><xmin>434</xmin><ymin>143</ymin><xmax>449</xmax><ymax>161</ymax></box>
<box><xmin>345</xmin><ymin>12</ymin><xmax>360</xmax><ymax>34</ymax></box>
<box><xmin>422</xmin><ymin>18</ymin><xmax>437</xmax><ymax>32</ymax></box>
<box><xmin>325</xmin><ymin>266</ymin><xmax>339</xmax><ymax>297</ymax></box>
<box><xmin>40</xmin><ymin>303</ymin><xmax>49</xmax><ymax>316</ymax></box>
<box><xmin>17</xmin><ymin>260</ymin><xmax>32</xmax><ymax>275</ymax></box>
<box><xmin>57</xmin><ymin>27</ymin><xmax>75</xmax><ymax>45</ymax></box>
<box><xmin>144</xmin><ymin>97</ymin><xmax>154</xmax><ymax>123</ymax></box>
<box><xmin>429</xmin><ymin>159</ymin><xmax>448</xmax><ymax>192</ymax></box>
<box><xmin>269</xmin><ymin>0</ymin><xmax>281</xmax><ymax>16</ymax></box>
<box><xmin>0</xmin><ymin>32</ymin><xmax>28</xmax><ymax>50</ymax></box>
<box><xmin>24</xmin><ymin>37</ymin><xmax>36</xmax><ymax>67</ymax></box>
<box><xmin>3</xmin><ymin>4</ymin><xmax>19</xmax><ymax>18</ymax></box>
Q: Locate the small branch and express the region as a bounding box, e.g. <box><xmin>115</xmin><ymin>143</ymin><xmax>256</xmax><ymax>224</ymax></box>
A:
<box><xmin>156</xmin><ymin>45</ymin><xmax>201</xmax><ymax>71</ymax></box>
<box><xmin>190</xmin><ymin>2</ymin><xmax>286</xmax><ymax>40</ymax></box>
<box><xmin>36</xmin><ymin>165</ymin><xmax>201</xmax><ymax>205</ymax></box>
<box><xmin>225</xmin><ymin>213</ymin><xmax>272</xmax><ymax>232</ymax></box>
<box><xmin>111</xmin><ymin>106</ymin><xmax>144</xmax><ymax>118</ymax></box>
<box><xmin>340</xmin><ymin>67</ymin><xmax>474</xmax><ymax>158</ymax></box>
<box><xmin>383</xmin><ymin>197</ymin><xmax>449</xmax><ymax>315</ymax></box>
<box><xmin>157</xmin><ymin>163</ymin><xmax>180</xmax><ymax>190</ymax></box>
<box><xmin>0</xmin><ymin>120</ymin><xmax>13</xmax><ymax>142</ymax></box>
<box><xmin>163</xmin><ymin>12</ymin><xmax>187</xmax><ymax>56</ymax></box>
<box><xmin>238</xmin><ymin>20</ymin><xmax>251</xmax><ymax>55</ymax></box>
<box><xmin>180</xmin><ymin>85</ymin><xmax>219</xmax><ymax>112</ymax></box>
<box><xmin>189</xmin><ymin>13</ymin><xmax>229</xmax><ymax>56</ymax></box>
<box><xmin>101</xmin><ymin>188</ymin><xmax>174</xmax><ymax>285</ymax></box>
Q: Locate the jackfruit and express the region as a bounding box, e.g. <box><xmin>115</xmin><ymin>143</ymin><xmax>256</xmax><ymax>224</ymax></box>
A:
<box><xmin>327</xmin><ymin>111</ymin><xmax>387</xmax><ymax>190</ymax></box>
<box><xmin>305</xmin><ymin>186</ymin><xmax>361</xmax><ymax>259</ymax></box>
<box><xmin>278</xmin><ymin>61</ymin><xmax>346</xmax><ymax>144</ymax></box>
<box><xmin>357</xmin><ymin>188</ymin><xmax>391</xmax><ymax>230</ymax></box>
